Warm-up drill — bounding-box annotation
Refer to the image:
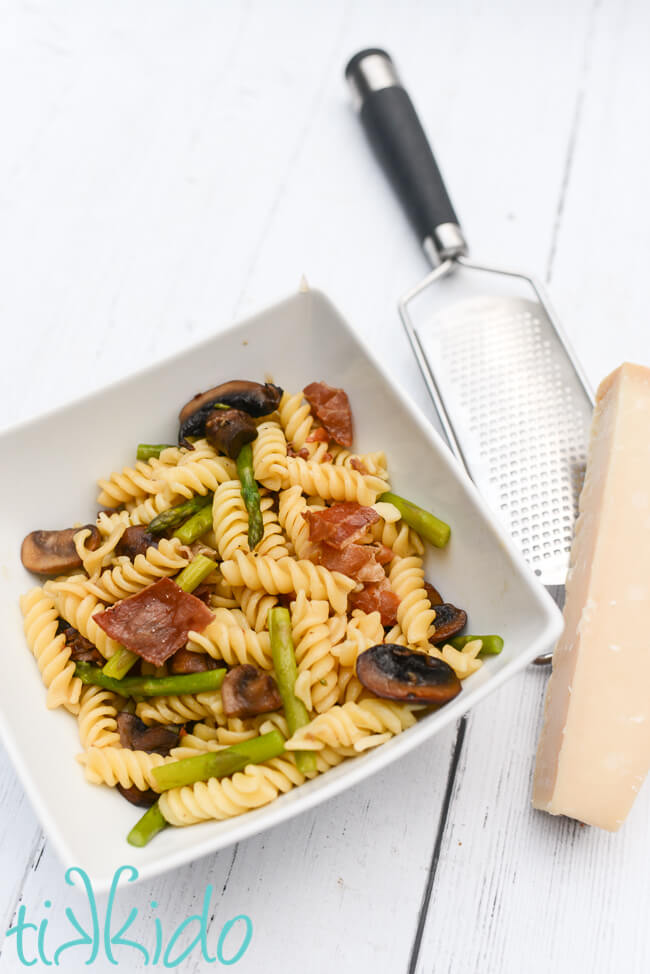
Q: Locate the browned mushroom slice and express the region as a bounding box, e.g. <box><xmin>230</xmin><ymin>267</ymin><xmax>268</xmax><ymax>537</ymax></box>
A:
<box><xmin>20</xmin><ymin>525</ymin><xmax>101</xmax><ymax>576</ymax></box>
<box><xmin>115</xmin><ymin>525</ymin><xmax>159</xmax><ymax>559</ymax></box>
<box><xmin>204</xmin><ymin>408</ymin><xmax>258</xmax><ymax>459</ymax></box>
<box><xmin>169</xmin><ymin>648</ymin><xmax>223</xmax><ymax>674</ymax></box>
<box><xmin>356</xmin><ymin>644</ymin><xmax>461</xmax><ymax>705</ymax></box>
<box><xmin>424</xmin><ymin>581</ymin><xmax>444</xmax><ymax>606</ymax></box>
<box><xmin>221</xmin><ymin>665</ymin><xmax>282</xmax><ymax>718</ymax></box>
<box><xmin>117</xmin><ymin>712</ymin><xmax>180</xmax><ymax>755</ymax></box>
<box><xmin>429</xmin><ymin>604</ymin><xmax>468</xmax><ymax>645</ymax></box>
<box><xmin>116</xmin><ymin>783</ymin><xmax>159</xmax><ymax>808</ymax></box>
<box><xmin>178</xmin><ymin>380</ymin><xmax>283</xmax><ymax>446</ymax></box>
<box><xmin>63</xmin><ymin>626</ymin><xmax>104</xmax><ymax>665</ymax></box>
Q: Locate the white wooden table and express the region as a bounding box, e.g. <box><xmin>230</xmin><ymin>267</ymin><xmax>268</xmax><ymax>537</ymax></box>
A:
<box><xmin>1</xmin><ymin>1</ymin><xmax>648</xmax><ymax>971</ymax></box>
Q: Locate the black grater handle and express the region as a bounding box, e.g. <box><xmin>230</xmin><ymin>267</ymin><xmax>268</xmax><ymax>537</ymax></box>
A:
<box><xmin>345</xmin><ymin>48</ymin><xmax>466</xmax><ymax>263</ymax></box>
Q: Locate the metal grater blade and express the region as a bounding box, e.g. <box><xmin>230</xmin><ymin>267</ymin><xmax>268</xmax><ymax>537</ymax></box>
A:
<box><xmin>413</xmin><ymin>293</ymin><xmax>593</xmax><ymax>586</ymax></box>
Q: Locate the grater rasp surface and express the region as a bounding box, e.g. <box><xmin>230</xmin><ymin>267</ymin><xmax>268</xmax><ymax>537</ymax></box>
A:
<box><xmin>415</xmin><ymin>295</ymin><xmax>592</xmax><ymax>586</ymax></box>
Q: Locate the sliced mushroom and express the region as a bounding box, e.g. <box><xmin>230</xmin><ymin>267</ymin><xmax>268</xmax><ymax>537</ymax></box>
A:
<box><xmin>424</xmin><ymin>581</ymin><xmax>444</xmax><ymax>606</ymax></box>
<box><xmin>21</xmin><ymin>525</ymin><xmax>100</xmax><ymax>576</ymax></box>
<box><xmin>117</xmin><ymin>712</ymin><xmax>180</xmax><ymax>755</ymax></box>
<box><xmin>178</xmin><ymin>380</ymin><xmax>283</xmax><ymax>446</ymax></box>
<box><xmin>356</xmin><ymin>644</ymin><xmax>462</xmax><ymax>705</ymax></box>
<box><xmin>116</xmin><ymin>783</ymin><xmax>159</xmax><ymax>808</ymax></box>
<box><xmin>204</xmin><ymin>408</ymin><xmax>258</xmax><ymax>458</ymax></box>
<box><xmin>429</xmin><ymin>603</ymin><xmax>468</xmax><ymax>645</ymax></box>
<box><xmin>221</xmin><ymin>664</ymin><xmax>282</xmax><ymax>718</ymax></box>
<box><xmin>63</xmin><ymin>625</ymin><xmax>104</xmax><ymax>665</ymax></box>
<box><xmin>115</xmin><ymin>525</ymin><xmax>159</xmax><ymax>559</ymax></box>
<box><xmin>169</xmin><ymin>648</ymin><xmax>223</xmax><ymax>674</ymax></box>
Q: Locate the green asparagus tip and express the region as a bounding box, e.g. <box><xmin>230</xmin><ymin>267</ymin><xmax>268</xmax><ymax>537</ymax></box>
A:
<box><xmin>153</xmin><ymin>729</ymin><xmax>286</xmax><ymax>791</ymax></box>
<box><xmin>148</xmin><ymin>494</ymin><xmax>212</xmax><ymax>535</ymax></box>
<box><xmin>127</xmin><ymin>801</ymin><xmax>167</xmax><ymax>847</ymax></box>
<box><xmin>173</xmin><ymin>505</ymin><xmax>213</xmax><ymax>545</ymax></box>
<box><xmin>137</xmin><ymin>444</ymin><xmax>174</xmax><ymax>462</ymax></box>
<box><xmin>449</xmin><ymin>634</ymin><xmax>504</xmax><ymax>656</ymax></box>
<box><xmin>102</xmin><ymin>647</ymin><xmax>138</xmax><ymax>680</ymax></box>
<box><xmin>174</xmin><ymin>554</ymin><xmax>218</xmax><ymax>593</ymax></box>
<box><xmin>378</xmin><ymin>491</ymin><xmax>451</xmax><ymax>549</ymax></box>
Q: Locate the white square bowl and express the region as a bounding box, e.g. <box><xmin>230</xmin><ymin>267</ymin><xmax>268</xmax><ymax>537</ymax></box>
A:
<box><xmin>0</xmin><ymin>286</ymin><xmax>563</xmax><ymax>891</ymax></box>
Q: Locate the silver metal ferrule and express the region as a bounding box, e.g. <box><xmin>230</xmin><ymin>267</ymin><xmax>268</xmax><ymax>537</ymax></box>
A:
<box><xmin>346</xmin><ymin>51</ymin><xmax>401</xmax><ymax>110</ymax></box>
<box><xmin>423</xmin><ymin>223</ymin><xmax>468</xmax><ymax>264</ymax></box>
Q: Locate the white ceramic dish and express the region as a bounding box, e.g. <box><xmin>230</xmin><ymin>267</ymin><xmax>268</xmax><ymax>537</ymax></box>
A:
<box><xmin>0</xmin><ymin>286</ymin><xmax>563</xmax><ymax>891</ymax></box>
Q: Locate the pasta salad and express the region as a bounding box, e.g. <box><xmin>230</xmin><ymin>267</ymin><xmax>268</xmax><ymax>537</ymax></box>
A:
<box><xmin>19</xmin><ymin>378</ymin><xmax>502</xmax><ymax>845</ymax></box>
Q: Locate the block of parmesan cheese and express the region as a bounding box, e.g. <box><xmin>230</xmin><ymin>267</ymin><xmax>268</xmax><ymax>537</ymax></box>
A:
<box><xmin>533</xmin><ymin>362</ymin><xmax>650</xmax><ymax>830</ymax></box>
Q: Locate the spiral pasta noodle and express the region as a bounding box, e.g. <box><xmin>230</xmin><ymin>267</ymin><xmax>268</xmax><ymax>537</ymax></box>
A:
<box><xmin>388</xmin><ymin>555</ymin><xmax>437</xmax><ymax>646</ymax></box>
<box><xmin>369</xmin><ymin>518</ymin><xmax>424</xmax><ymax>558</ymax></box>
<box><xmin>280</xmin><ymin>456</ymin><xmax>388</xmax><ymax>506</ymax></box>
<box><xmin>252</xmin><ymin>421</ymin><xmax>288</xmax><ymax>491</ymax></box>
<box><xmin>136</xmin><ymin>690</ymin><xmax>224</xmax><ymax>726</ymax></box>
<box><xmin>125</xmin><ymin>491</ymin><xmax>175</xmax><ymax>525</ymax></box>
<box><xmin>20</xmin><ymin>588</ymin><xmax>82</xmax><ymax>712</ymax></box>
<box><xmin>220</xmin><ymin>550</ymin><xmax>356</xmax><ymax>615</ymax></box>
<box><xmin>77</xmin><ymin>685</ymin><xmax>121</xmax><ymax>748</ymax></box>
<box><xmin>334</xmin><ymin>609</ymin><xmax>384</xmax><ymax>668</ymax></box>
<box><xmin>330</xmin><ymin>448</ymin><xmax>388</xmax><ymax>478</ymax></box>
<box><xmin>74</xmin><ymin>512</ymin><xmax>130</xmax><ymax>577</ymax></box>
<box><xmin>278</xmin><ymin>485</ymin><xmax>321</xmax><ymax>559</ymax></box>
<box><xmin>44</xmin><ymin>585</ymin><xmax>121</xmax><ymax>660</ymax></box>
<box><xmin>291</xmin><ymin>593</ymin><xmax>340</xmax><ymax>714</ymax></box>
<box><xmin>187</xmin><ymin>608</ymin><xmax>273</xmax><ymax>669</ymax></box>
<box><xmin>97</xmin><ymin>457</ymin><xmax>167</xmax><ymax>508</ymax></box>
<box><xmin>84</xmin><ymin>537</ymin><xmax>191</xmax><ymax>604</ymax></box>
<box><xmin>78</xmin><ymin>747</ymin><xmax>173</xmax><ymax>790</ymax></box>
<box><xmin>285</xmin><ymin>698</ymin><xmax>419</xmax><ymax>754</ymax></box>
<box><xmin>161</xmin><ymin>454</ymin><xmax>236</xmax><ymax>499</ymax></box>
<box><xmin>233</xmin><ymin>586</ymin><xmax>278</xmax><ymax>632</ymax></box>
<box><xmin>159</xmin><ymin>755</ymin><xmax>305</xmax><ymax>827</ymax></box>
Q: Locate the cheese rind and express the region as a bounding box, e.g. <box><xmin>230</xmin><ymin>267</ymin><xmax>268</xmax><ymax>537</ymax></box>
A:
<box><xmin>533</xmin><ymin>362</ymin><xmax>650</xmax><ymax>831</ymax></box>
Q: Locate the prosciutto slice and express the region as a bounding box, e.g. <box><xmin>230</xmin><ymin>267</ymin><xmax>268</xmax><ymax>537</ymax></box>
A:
<box><xmin>349</xmin><ymin>578</ymin><xmax>401</xmax><ymax>627</ymax></box>
<box><xmin>303</xmin><ymin>381</ymin><xmax>354</xmax><ymax>447</ymax></box>
<box><xmin>316</xmin><ymin>542</ymin><xmax>387</xmax><ymax>584</ymax></box>
<box><xmin>94</xmin><ymin>577</ymin><xmax>214</xmax><ymax>666</ymax></box>
<box><xmin>303</xmin><ymin>501</ymin><xmax>379</xmax><ymax>549</ymax></box>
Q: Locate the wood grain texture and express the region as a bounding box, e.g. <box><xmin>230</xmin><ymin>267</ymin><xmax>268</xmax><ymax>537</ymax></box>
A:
<box><xmin>0</xmin><ymin>0</ymin><xmax>648</xmax><ymax>972</ymax></box>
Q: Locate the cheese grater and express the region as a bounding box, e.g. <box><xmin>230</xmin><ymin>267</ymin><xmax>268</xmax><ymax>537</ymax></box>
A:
<box><xmin>346</xmin><ymin>49</ymin><xmax>594</xmax><ymax>662</ymax></box>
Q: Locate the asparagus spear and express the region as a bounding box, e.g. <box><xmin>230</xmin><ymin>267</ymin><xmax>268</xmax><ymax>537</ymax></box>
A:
<box><xmin>269</xmin><ymin>607</ymin><xmax>316</xmax><ymax>775</ymax></box>
<box><xmin>101</xmin><ymin>555</ymin><xmax>218</xmax><ymax>680</ymax></box>
<box><xmin>152</xmin><ymin>729</ymin><xmax>285</xmax><ymax>791</ymax></box>
<box><xmin>127</xmin><ymin>801</ymin><xmax>167</xmax><ymax>847</ymax></box>
<box><xmin>173</xmin><ymin>554</ymin><xmax>217</xmax><ymax>592</ymax></box>
<box><xmin>450</xmin><ymin>634</ymin><xmax>504</xmax><ymax>656</ymax></box>
<box><xmin>236</xmin><ymin>443</ymin><xmax>264</xmax><ymax>550</ymax></box>
<box><xmin>173</xmin><ymin>505</ymin><xmax>213</xmax><ymax>545</ymax></box>
<box><xmin>378</xmin><ymin>491</ymin><xmax>451</xmax><ymax>549</ymax></box>
<box><xmin>76</xmin><ymin>662</ymin><xmax>226</xmax><ymax>697</ymax></box>
<box><xmin>136</xmin><ymin>443</ymin><xmax>174</xmax><ymax>461</ymax></box>
<box><xmin>128</xmin><ymin>730</ymin><xmax>286</xmax><ymax>847</ymax></box>
<box><xmin>148</xmin><ymin>494</ymin><xmax>212</xmax><ymax>535</ymax></box>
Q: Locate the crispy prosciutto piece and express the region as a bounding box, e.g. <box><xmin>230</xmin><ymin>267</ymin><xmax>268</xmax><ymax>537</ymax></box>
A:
<box><xmin>315</xmin><ymin>541</ymin><xmax>387</xmax><ymax>584</ymax></box>
<box><xmin>306</xmin><ymin>427</ymin><xmax>329</xmax><ymax>443</ymax></box>
<box><xmin>303</xmin><ymin>501</ymin><xmax>379</xmax><ymax>549</ymax></box>
<box><xmin>94</xmin><ymin>577</ymin><xmax>214</xmax><ymax>666</ymax></box>
<box><xmin>287</xmin><ymin>445</ymin><xmax>310</xmax><ymax>459</ymax></box>
<box><xmin>303</xmin><ymin>381</ymin><xmax>354</xmax><ymax>447</ymax></box>
<box><xmin>349</xmin><ymin>578</ymin><xmax>401</xmax><ymax>627</ymax></box>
